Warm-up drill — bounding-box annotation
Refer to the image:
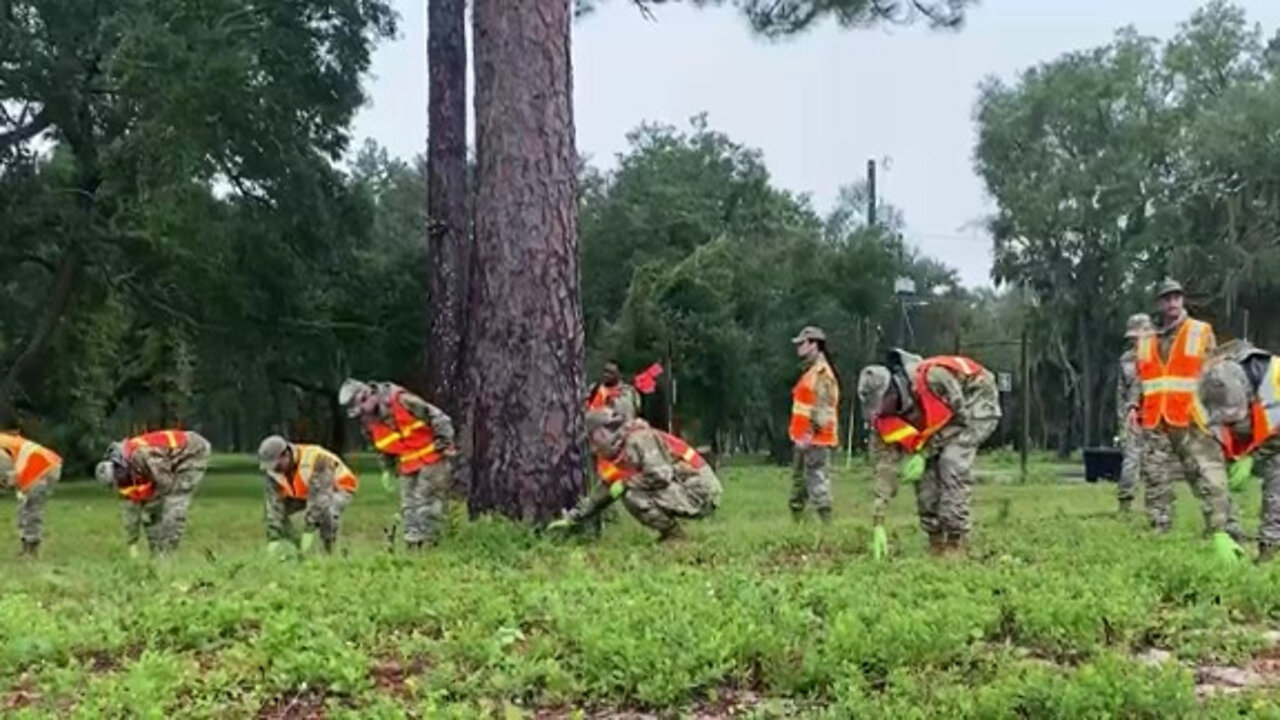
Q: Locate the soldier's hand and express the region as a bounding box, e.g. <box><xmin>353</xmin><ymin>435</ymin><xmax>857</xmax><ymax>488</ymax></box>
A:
<box><xmin>1228</xmin><ymin>457</ymin><xmax>1253</xmax><ymax>493</ymax></box>
<box><xmin>1212</xmin><ymin>532</ymin><xmax>1245</xmax><ymax>564</ymax></box>
<box><xmin>900</xmin><ymin>453</ymin><xmax>925</xmax><ymax>484</ymax></box>
<box><xmin>380</xmin><ymin>470</ymin><xmax>395</xmax><ymax>494</ymax></box>
<box><xmin>608</xmin><ymin>481</ymin><xmax>626</xmax><ymax>499</ymax></box>
<box><xmin>546</xmin><ymin>515</ymin><xmax>575</xmax><ymax>532</ymax></box>
<box><xmin>871</xmin><ymin>525</ymin><xmax>889</xmax><ymax>561</ymax></box>
<box><xmin>128</xmin><ymin>543</ymin><xmax>142</xmax><ymax>561</ymax></box>
<box><xmin>299</xmin><ymin>532</ymin><xmax>317</xmax><ymax>553</ymax></box>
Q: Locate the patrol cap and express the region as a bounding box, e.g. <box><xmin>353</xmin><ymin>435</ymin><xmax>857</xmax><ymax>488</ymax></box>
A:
<box><xmin>1124</xmin><ymin>313</ymin><xmax>1154</xmax><ymax>338</ymax></box>
<box><xmin>338</xmin><ymin>378</ymin><xmax>373</xmax><ymax>417</ymax></box>
<box><xmin>857</xmin><ymin>365</ymin><xmax>892</xmax><ymax>416</ymax></box>
<box><xmin>257</xmin><ymin>435</ymin><xmax>290</xmax><ymax>471</ymax></box>
<box><xmin>1155</xmin><ymin>278</ymin><xmax>1184</xmax><ymax>299</ymax></box>
<box><xmin>94</xmin><ymin>461</ymin><xmax>114</xmax><ymax>485</ymax></box>
<box><xmin>585</xmin><ymin>408</ymin><xmax>623</xmax><ymax>436</ymax></box>
<box><xmin>791</xmin><ymin>326</ymin><xmax>826</xmax><ymax>344</ymax></box>
<box><xmin>1197</xmin><ymin>359</ymin><xmax>1250</xmax><ymax>426</ymax></box>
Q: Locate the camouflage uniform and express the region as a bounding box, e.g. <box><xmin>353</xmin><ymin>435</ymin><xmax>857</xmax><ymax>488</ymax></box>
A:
<box><xmin>260</xmin><ymin>438</ymin><xmax>355</xmax><ymax>552</ymax></box>
<box><xmin>1198</xmin><ymin>341</ymin><xmax>1280</xmax><ymax>560</ymax></box>
<box><xmin>584</xmin><ymin>380</ymin><xmax>641</xmax><ymax>526</ymax></box>
<box><xmin>1116</xmin><ymin>347</ymin><xmax>1143</xmax><ymax>510</ymax></box>
<box><xmin>0</xmin><ymin>436</ymin><xmax>61</xmax><ymax>551</ymax></box>
<box><xmin>862</xmin><ymin>351</ymin><xmax>1001</xmax><ymax>550</ymax></box>
<box><xmin>104</xmin><ymin>432</ymin><xmax>211</xmax><ymax>554</ymax></box>
<box><xmin>790</xmin><ymin>348</ymin><xmax>840</xmax><ymax>521</ymax></box>
<box><xmin>1140</xmin><ymin>316</ymin><xmax>1243</xmax><ymax>537</ymax></box>
<box><xmin>363</xmin><ymin>382</ymin><xmax>455</xmax><ymax>547</ymax></box>
<box><xmin>569</xmin><ymin>411</ymin><xmax>721</xmax><ymax>541</ymax></box>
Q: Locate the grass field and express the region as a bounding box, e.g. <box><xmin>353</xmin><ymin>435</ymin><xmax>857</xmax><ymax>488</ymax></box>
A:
<box><xmin>3</xmin><ymin>455</ymin><xmax>1280</xmax><ymax>718</ymax></box>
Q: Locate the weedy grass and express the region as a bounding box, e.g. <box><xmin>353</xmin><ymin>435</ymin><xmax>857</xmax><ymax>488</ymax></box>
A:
<box><xmin>1</xmin><ymin>456</ymin><xmax>1279</xmax><ymax>718</ymax></box>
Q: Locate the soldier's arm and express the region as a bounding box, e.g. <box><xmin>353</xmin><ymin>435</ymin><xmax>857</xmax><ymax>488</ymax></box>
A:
<box><xmin>568</xmin><ymin>483</ymin><xmax>617</xmax><ymax>523</ymax></box>
<box><xmin>869</xmin><ymin>434</ymin><xmax>903</xmax><ymax>525</ymax></box>
<box><xmin>400</xmin><ymin>393</ymin><xmax>456</xmax><ymax>451</ymax></box>
<box><xmin>305</xmin><ymin>456</ymin><xmax>338</xmax><ymax>540</ymax></box>
<box><xmin>0</xmin><ymin>451</ymin><xmax>14</xmax><ymax>491</ymax></box>
<box><xmin>810</xmin><ymin>368</ymin><xmax>838</xmax><ymax>433</ymax></box>
<box><xmin>925</xmin><ymin>366</ymin><xmax>967</xmax><ymax>420</ymax></box>
<box><xmin>263</xmin><ymin>478</ymin><xmax>289</xmax><ymax>542</ymax></box>
<box><xmin>1115</xmin><ymin>363</ymin><xmax>1129</xmax><ymax>426</ymax></box>
<box><xmin>132</xmin><ymin>448</ymin><xmax>172</xmax><ymax>490</ymax></box>
<box><xmin>626</xmin><ymin>435</ymin><xmax>674</xmax><ymax>491</ymax></box>
<box><xmin>615</xmin><ymin>386</ymin><xmax>640</xmax><ymax>422</ymax></box>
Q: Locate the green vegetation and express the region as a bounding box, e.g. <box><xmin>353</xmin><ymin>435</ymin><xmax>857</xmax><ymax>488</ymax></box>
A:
<box><xmin>3</xmin><ymin>462</ymin><xmax>1279</xmax><ymax>717</ymax></box>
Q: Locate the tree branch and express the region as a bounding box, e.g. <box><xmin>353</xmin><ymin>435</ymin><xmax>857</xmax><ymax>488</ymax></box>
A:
<box><xmin>0</xmin><ymin>109</ymin><xmax>51</xmax><ymax>150</ymax></box>
<box><xmin>277</xmin><ymin>376</ymin><xmax>336</xmax><ymax>396</ymax></box>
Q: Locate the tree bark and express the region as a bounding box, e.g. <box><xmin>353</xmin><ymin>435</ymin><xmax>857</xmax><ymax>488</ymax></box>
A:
<box><xmin>0</xmin><ymin>246</ymin><xmax>81</xmax><ymax>425</ymax></box>
<box><xmin>468</xmin><ymin>0</ymin><xmax>583</xmax><ymax>521</ymax></box>
<box><xmin>426</xmin><ymin>0</ymin><xmax>470</xmax><ymax>416</ymax></box>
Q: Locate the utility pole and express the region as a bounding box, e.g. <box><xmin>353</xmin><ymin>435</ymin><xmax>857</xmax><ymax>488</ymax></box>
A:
<box><xmin>866</xmin><ymin>159</ymin><xmax>877</xmax><ymax>228</ymax></box>
<box><xmin>1019</xmin><ymin>302</ymin><xmax>1030</xmax><ymax>483</ymax></box>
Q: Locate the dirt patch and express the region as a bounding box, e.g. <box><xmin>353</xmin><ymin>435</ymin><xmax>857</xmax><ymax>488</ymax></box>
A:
<box><xmin>3</xmin><ymin>672</ymin><xmax>40</xmax><ymax>711</ymax></box>
<box><xmin>531</xmin><ymin>688</ymin><xmax>780</xmax><ymax>719</ymax></box>
<box><xmin>369</xmin><ymin>656</ymin><xmax>429</xmax><ymax>701</ymax></box>
<box><xmin>257</xmin><ymin>690</ymin><xmax>330</xmax><ymax>720</ymax></box>
<box><xmin>76</xmin><ymin>644</ymin><xmax>142</xmax><ymax>674</ymax></box>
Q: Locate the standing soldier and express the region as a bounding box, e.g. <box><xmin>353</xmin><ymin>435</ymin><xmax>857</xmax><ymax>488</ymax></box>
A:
<box><xmin>0</xmin><ymin>433</ymin><xmax>62</xmax><ymax>557</ymax></box>
<box><xmin>586</xmin><ymin>360</ymin><xmax>641</xmax><ymax>421</ymax></box>
<box><xmin>339</xmin><ymin>379</ymin><xmax>455</xmax><ymax>550</ymax></box>
<box><xmin>1198</xmin><ymin>340</ymin><xmax>1280</xmax><ymax>562</ymax></box>
<box><xmin>858</xmin><ymin>349</ymin><xmax>1002</xmax><ymax>557</ymax></box>
<box><xmin>789</xmin><ymin>326</ymin><xmax>840</xmax><ymax>524</ymax></box>
<box><xmin>94</xmin><ymin>429</ymin><xmax>211</xmax><ymax>557</ymax></box>
<box><xmin>1116</xmin><ymin>313</ymin><xmax>1154</xmax><ymax>513</ymax></box>
<box><xmin>548</xmin><ymin>408</ymin><xmax>721</xmax><ymax>542</ymax></box>
<box><xmin>1136</xmin><ymin>279</ymin><xmax>1244</xmax><ymax>555</ymax></box>
<box><xmin>256</xmin><ymin>435</ymin><xmax>358</xmax><ymax>556</ymax></box>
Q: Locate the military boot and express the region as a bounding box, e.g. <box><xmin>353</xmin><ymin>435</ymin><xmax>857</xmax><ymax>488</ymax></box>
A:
<box><xmin>927</xmin><ymin>534</ymin><xmax>947</xmax><ymax>556</ymax></box>
<box><xmin>791</xmin><ymin>509</ymin><xmax>805</xmax><ymax>524</ymax></box>
<box><xmin>1257</xmin><ymin>544</ymin><xmax>1278</xmax><ymax>565</ymax></box>
<box><xmin>946</xmin><ymin>533</ymin><xmax>969</xmax><ymax>558</ymax></box>
<box><xmin>1117</xmin><ymin>499</ymin><xmax>1132</xmax><ymax>514</ymax></box>
<box><xmin>657</xmin><ymin>525</ymin><xmax>687</xmax><ymax>544</ymax></box>
<box><xmin>817</xmin><ymin>508</ymin><xmax>832</xmax><ymax>525</ymax></box>
<box><xmin>405</xmin><ymin>540</ymin><xmax>424</xmax><ymax>552</ymax></box>
<box><xmin>19</xmin><ymin>539</ymin><xmax>38</xmax><ymax>558</ymax></box>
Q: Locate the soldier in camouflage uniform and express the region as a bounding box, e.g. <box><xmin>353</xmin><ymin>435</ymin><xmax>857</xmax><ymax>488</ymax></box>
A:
<box><xmin>1116</xmin><ymin>313</ymin><xmax>1154</xmax><ymax>513</ymax></box>
<box><xmin>1136</xmin><ymin>280</ymin><xmax>1243</xmax><ymax>543</ymax></box>
<box><xmin>1198</xmin><ymin>340</ymin><xmax>1280</xmax><ymax>562</ymax></box>
<box><xmin>340</xmin><ymin>379</ymin><xmax>455</xmax><ymax>550</ymax></box>
<box><xmin>0</xmin><ymin>433</ymin><xmax>62</xmax><ymax>557</ymax></box>
<box><xmin>95</xmin><ymin>430</ymin><xmax>211</xmax><ymax>556</ymax></box>
<box><xmin>549</xmin><ymin>408</ymin><xmax>721</xmax><ymax>542</ymax></box>
<box><xmin>584</xmin><ymin>361</ymin><xmax>642</xmax><ymax>529</ymax></box>
<box><xmin>858</xmin><ymin>349</ymin><xmax>1001</xmax><ymax>556</ymax></box>
<box><xmin>789</xmin><ymin>326</ymin><xmax>841</xmax><ymax>524</ymax></box>
<box><xmin>257</xmin><ymin>435</ymin><xmax>358</xmax><ymax>555</ymax></box>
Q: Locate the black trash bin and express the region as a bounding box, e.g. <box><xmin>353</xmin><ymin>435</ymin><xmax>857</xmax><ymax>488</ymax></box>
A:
<box><xmin>1083</xmin><ymin>447</ymin><xmax>1123</xmax><ymax>483</ymax></box>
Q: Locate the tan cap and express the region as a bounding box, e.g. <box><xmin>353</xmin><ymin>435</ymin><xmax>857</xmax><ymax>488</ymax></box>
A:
<box><xmin>1124</xmin><ymin>313</ymin><xmax>1154</xmax><ymax>338</ymax></box>
<box><xmin>1155</xmin><ymin>278</ymin><xmax>1184</xmax><ymax>299</ymax></box>
<box><xmin>257</xmin><ymin>435</ymin><xmax>290</xmax><ymax>471</ymax></box>
<box><xmin>585</xmin><ymin>408</ymin><xmax>623</xmax><ymax>436</ymax></box>
<box><xmin>857</xmin><ymin>365</ymin><xmax>892</xmax><ymax>414</ymax></box>
<box><xmin>791</xmin><ymin>326</ymin><xmax>826</xmax><ymax>344</ymax></box>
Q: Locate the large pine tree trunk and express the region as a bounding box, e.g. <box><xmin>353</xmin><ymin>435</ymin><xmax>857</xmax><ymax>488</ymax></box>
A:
<box><xmin>426</xmin><ymin>0</ymin><xmax>469</xmax><ymax>416</ymax></box>
<box><xmin>468</xmin><ymin>0</ymin><xmax>583</xmax><ymax>521</ymax></box>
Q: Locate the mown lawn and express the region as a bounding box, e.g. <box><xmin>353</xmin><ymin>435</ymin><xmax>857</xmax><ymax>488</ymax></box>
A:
<box><xmin>2</xmin><ymin>455</ymin><xmax>1279</xmax><ymax>718</ymax></box>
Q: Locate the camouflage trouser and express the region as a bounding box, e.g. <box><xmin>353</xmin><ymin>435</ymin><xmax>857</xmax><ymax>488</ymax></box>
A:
<box><xmin>402</xmin><ymin>462</ymin><xmax>450</xmax><ymax>544</ymax></box>
<box><xmin>1143</xmin><ymin>425</ymin><xmax>1242</xmax><ymax>537</ymax></box>
<box><xmin>122</xmin><ymin>458</ymin><xmax>207</xmax><ymax>553</ymax></box>
<box><xmin>918</xmin><ymin>418</ymin><xmax>998</xmax><ymax>538</ymax></box>
<box><xmin>17</xmin><ymin>466</ymin><xmax>59</xmax><ymax>543</ymax></box>
<box><xmin>790</xmin><ymin>446</ymin><xmax>833</xmax><ymax>513</ymax></box>
<box><xmin>1117</xmin><ymin>429</ymin><xmax>1144</xmax><ymax>507</ymax></box>
<box><xmin>623</xmin><ymin>466</ymin><xmax>722</xmax><ymax>533</ymax></box>
<box><xmin>272</xmin><ymin>491</ymin><xmax>353</xmax><ymax>547</ymax></box>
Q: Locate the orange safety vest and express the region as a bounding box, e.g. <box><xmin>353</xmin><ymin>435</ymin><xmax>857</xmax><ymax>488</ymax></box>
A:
<box><xmin>118</xmin><ymin>430</ymin><xmax>189</xmax><ymax>503</ymax></box>
<box><xmin>587</xmin><ymin>384</ymin><xmax>622</xmax><ymax>411</ymax></box>
<box><xmin>1137</xmin><ymin>319</ymin><xmax>1213</xmax><ymax>429</ymax></box>
<box><xmin>872</xmin><ymin>355</ymin><xmax>987</xmax><ymax>451</ymax></box>
<box><xmin>363</xmin><ymin>390</ymin><xmax>441</xmax><ymax>474</ymax></box>
<box><xmin>273</xmin><ymin>444</ymin><xmax>359</xmax><ymax>498</ymax></box>
<box><xmin>0</xmin><ymin>433</ymin><xmax>61</xmax><ymax>492</ymax></box>
<box><xmin>598</xmin><ymin>431</ymin><xmax>707</xmax><ymax>486</ymax></box>
<box><xmin>789</xmin><ymin>357</ymin><xmax>839</xmax><ymax>446</ymax></box>
<box><xmin>1216</xmin><ymin>356</ymin><xmax>1280</xmax><ymax>461</ymax></box>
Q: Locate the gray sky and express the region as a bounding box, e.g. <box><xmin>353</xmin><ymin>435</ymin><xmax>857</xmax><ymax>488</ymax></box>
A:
<box><xmin>351</xmin><ymin>0</ymin><xmax>1280</xmax><ymax>289</ymax></box>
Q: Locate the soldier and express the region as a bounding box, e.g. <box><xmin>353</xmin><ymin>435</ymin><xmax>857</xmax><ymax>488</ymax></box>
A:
<box><xmin>94</xmin><ymin>429</ymin><xmax>211</xmax><ymax>557</ymax></box>
<box><xmin>789</xmin><ymin>326</ymin><xmax>840</xmax><ymax>524</ymax></box>
<box><xmin>858</xmin><ymin>349</ymin><xmax>1002</xmax><ymax>557</ymax></box>
<box><xmin>586</xmin><ymin>360</ymin><xmax>641</xmax><ymax>421</ymax></box>
<box><xmin>339</xmin><ymin>378</ymin><xmax>455</xmax><ymax>550</ymax></box>
<box><xmin>1198</xmin><ymin>340</ymin><xmax>1280</xmax><ymax>563</ymax></box>
<box><xmin>1136</xmin><ymin>279</ymin><xmax>1244</xmax><ymax>550</ymax></box>
<box><xmin>0</xmin><ymin>433</ymin><xmax>62</xmax><ymax>557</ymax></box>
<box><xmin>256</xmin><ymin>435</ymin><xmax>358</xmax><ymax>556</ymax></box>
<box><xmin>1116</xmin><ymin>313</ymin><xmax>1155</xmax><ymax>513</ymax></box>
<box><xmin>548</xmin><ymin>408</ymin><xmax>721</xmax><ymax>542</ymax></box>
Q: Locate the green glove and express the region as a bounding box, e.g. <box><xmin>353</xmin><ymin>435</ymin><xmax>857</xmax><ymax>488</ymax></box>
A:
<box><xmin>266</xmin><ymin>540</ymin><xmax>290</xmax><ymax>557</ymax></box>
<box><xmin>1228</xmin><ymin>456</ymin><xmax>1253</xmax><ymax>493</ymax></box>
<box><xmin>127</xmin><ymin>543</ymin><xmax>142</xmax><ymax>560</ymax></box>
<box><xmin>901</xmin><ymin>453</ymin><xmax>926</xmax><ymax>484</ymax></box>
<box><xmin>1212</xmin><ymin>532</ymin><xmax>1245</xmax><ymax>564</ymax></box>
<box><xmin>608</xmin><ymin>481</ymin><xmax>626</xmax><ymax>499</ymax></box>
<box><xmin>546</xmin><ymin>517</ymin><xmax>574</xmax><ymax>531</ymax></box>
<box><xmin>871</xmin><ymin>525</ymin><xmax>888</xmax><ymax>561</ymax></box>
<box><xmin>380</xmin><ymin>470</ymin><xmax>395</xmax><ymax>494</ymax></box>
<box><xmin>299</xmin><ymin>532</ymin><xmax>316</xmax><ymax>553</ymax></box>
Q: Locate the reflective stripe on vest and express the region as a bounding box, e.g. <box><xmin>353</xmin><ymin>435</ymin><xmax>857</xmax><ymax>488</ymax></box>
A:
<box><xmin>789</xmin><ymin>358</ymin><xmax>839</xmax><ymax>446</ymax></box>
<box><xmin>596</xmin><ymin>431</ymin><xmax>706</xmax><ymax>485</ymax></box>
<box><xmin>276</xmin><ymin>444</ymin><xmax>359</xmax><ymax>498</ymax></box>
<box><xmin>0</xmin><ymin>434</ymin><xmax>61</xmax><ymax>492</ymax></box>
<box><xmin>587</xmin><ymin>385</ymin><xmax>621</xmax><ymax>411</ymax></box>
<box><xmin>363</xmin><ymin>391</ymin><xmax>441</xmax><ymax>474</ymax></box>
<box><xmin>873</xmin><ymin>416</ymin><xmax>924</xmax><ymax>453</ymax></box>
<box><xmin>1218</xmin><ymin>357</ymin><xmax>1280</xmax><ymax>460</ymax></box>
<box><xmin>1138</xmin><ymin>320</ymin><xmax>1213</xmax><ymax>429</ymax></box>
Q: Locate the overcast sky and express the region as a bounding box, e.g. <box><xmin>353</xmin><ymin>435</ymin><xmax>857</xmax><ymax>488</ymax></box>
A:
<box><xmin>350</xmin><ymin>0</ymin><xmax>1280</xmax><ymax>289</ymax></box>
